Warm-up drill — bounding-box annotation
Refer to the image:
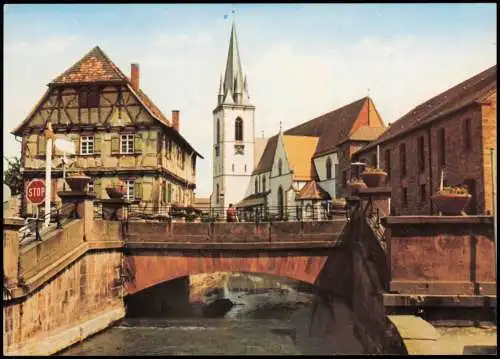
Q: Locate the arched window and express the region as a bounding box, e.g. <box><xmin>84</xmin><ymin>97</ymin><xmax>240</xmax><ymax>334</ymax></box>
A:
<box><xmin>255</xmin><ymin>177</ymin><xmax>259</xmax><ymax>193</ymax></box>
<box><xmin>326</xmin><ymin>157</ymin><xmax>332</xmax><ymax>179</ymax></box>
<box><xmin>216</xmin><ymin>184</ymin><xmax>220</xmax><ymax>204</ymax></box>
<box><xmin>278</xmin><ymin>158</ymin><xmax>283</xmax><ymax>176</ymax></box>
<box><xmin>216</xmin><ymin>119</ymin><xmax>220</xmax><ymax>144</ymax></box>
<box><xmin>262</xmin><ymin>176</ymin><xmax>266</xmax><ymax>192</ymax></box>
<box><xmin>235</xmin><ymin>117</ymin><xmax>243</xmax><ymax>141</ymax></box>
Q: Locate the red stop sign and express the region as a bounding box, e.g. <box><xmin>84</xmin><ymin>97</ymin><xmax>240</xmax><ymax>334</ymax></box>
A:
<box><xmin>26</xmin><ymin>179</ymin><xmax>46</xmax><ymax>204</ymax></box>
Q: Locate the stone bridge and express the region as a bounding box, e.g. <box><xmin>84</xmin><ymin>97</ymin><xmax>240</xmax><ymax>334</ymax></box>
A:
<box><xmin>3</xmin><ymin>189</ymin><xmax>497</xmax><ymax>355</ymax></box>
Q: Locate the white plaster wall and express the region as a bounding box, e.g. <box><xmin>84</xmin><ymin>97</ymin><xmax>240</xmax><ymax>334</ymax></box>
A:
<box><xmin>268</xmin><ymin>134</ymin><xmax>293</xmax><ymax>212</ymax></box>
<box><xmin>314</xmin><ymin>152</ymin><xmax>339</xmax><ymax>199</ymax></box>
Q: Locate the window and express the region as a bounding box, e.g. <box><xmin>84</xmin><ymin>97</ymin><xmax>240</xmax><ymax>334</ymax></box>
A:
<box><xmin>326</xmin><ymin>157</ymin><xmax>332</xmax><ymax>179</ymax></box>
<box><xmin>385</xmin><ymin>149</ymin><xmax>391</xmax><ymax>180</ymax></box>
<box><xmin>438</xmin><ymin>128</ymin><xmax>446</xmax><ymax>167</ymax></box>
<box><xmin>255</xmin><ymin>178</ymin><xmax>258</xmax><ymax>193</ymax></box>
<box><xmin>217</xmin><ymin>119</ymin><xmax>221</xmax><ymax>144</ymax></box>
<box><xmin>125</xmin><ymin>180</ymin><xmax>135</xmax><ymax>201</ymax></box>
<box><xmin>80</xmin><ymin>136</ymin><xmax>94</xmax><ymax>155</ymax></box>
<box><xmin>463</xmin><ymin>118</ymin><xmax>472</xmax><ymax>150</ymax></box>
<box><xmin>244</xmin><ymin>164</ymin><xmax>247</xmax><ymax>172</ymax></box>
<box><xmin>399</xmin><ymin>143</ymin><xmax>406</xmax><ymax>177</ymax></box>
<box><xmin>78</xmin><ymin>86</ymin><xmax>100</xmax><ymax>108</ymax></box>
<box><xmin>420</xmin><ymin>184</ymin><xmax>426</xmax><ymax>203</ymax></box>
<box><xmin>166</xmin><ymin>139</ymin><xmax>172</xmax><ymax>159</ymax></box>
<box><xmin>215</xmin><ymin>144</ymin><xmax>220</xmax><ymax>157</ymax></box>
<box><xmin>235</xmin><ymin>117</ymin><xmax>243</xmax><ymax>141</ymax></box>
<box><xmin>262</xmin><ymin>176</ymin><xmax>266</xmax><ymax>192</ymax></box>
<box><xmin>278</xmin><ymin>158</ymin><xmax>283</xmax><ymax>176</ymax></box>
<box><xmin>402</xmin><ymin>187</ymin><xmax>408</xmax><ymax>207</ymax></box>
<box><xmin>417</xmin><ymin>136</ymin><xmax>425</xmax><ymax>173</ymax></box>
<box><xmin>120</xmin><ymin>134</ymin><xmax>134</xmax><ymax>154</ymax></box>
<box><xmin>232</xmin><ymin>164</ymin><xmax>235</xmax><ymax>172</ymax></box>
<box><xmin>342</xmin><ymin>171</ymin><xmax>347</xmax><ymax>187</ymax></box>
<box><xmin>87</xmin><ymin>181</ymin><xmax>94</xmax><ymax>193</ymax></box>
<box><xmin>216</xmin><ymin>184</ymin><xmax>220</xmax><ymax>204</ymax></box>
<box><xmin>167</xmin><ymin>183</ymin><xmax>172</xmax><ymax>203</ymax></box>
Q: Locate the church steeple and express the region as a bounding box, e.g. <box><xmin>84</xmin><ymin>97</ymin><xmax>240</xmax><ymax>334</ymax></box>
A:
<box><xmin>222</xmin><ymin>21</ymin><xmax>246</xmax><ymax>104</ymax></box>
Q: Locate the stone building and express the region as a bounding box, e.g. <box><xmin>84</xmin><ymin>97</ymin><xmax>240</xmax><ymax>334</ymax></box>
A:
<box><xmin>353</xmin><ymin>65</ymin><xmax>497</xmax><ymax>215</ymax></box>
<box><xmin>237</xmin><ymin>96</ymin><xmax>387</xmax><ymax>217</ymax></box>
<box><xmin>12</xmin><ymin>46</ymin><xmax>203</xmax><ymax>216</ymax></box>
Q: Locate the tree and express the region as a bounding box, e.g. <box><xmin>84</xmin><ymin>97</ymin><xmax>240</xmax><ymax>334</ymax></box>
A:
<box><xmin>4</xmin><ymin>157</ymin><xmax>23</xmax><ymax>196</ymax></box>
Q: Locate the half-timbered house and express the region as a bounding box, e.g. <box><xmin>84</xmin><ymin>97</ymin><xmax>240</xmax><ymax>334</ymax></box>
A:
<box><xmin>12</xmin><ymin>46</ymin><xmax>203</xmax><ymax>216</ymax></box>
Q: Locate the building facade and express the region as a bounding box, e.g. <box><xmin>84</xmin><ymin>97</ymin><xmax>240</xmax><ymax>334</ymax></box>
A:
<box><xmin>12</xmin><ymin>46</ymin><xmax>203</xmax><ymax>216</ymax></box>
<box><xmin>238</xmin><ymin>96</ymin><xmax>387</xmax><ymax>217</ymax></box>
<box><xmin>353</xmin><ymin>65</ymin><xmax>497</xmax><ymax>216</ymax></box>
<box><xmin>211</xmin><ymin>22</ymin><xmax>255</xmax><ymax>209</ymax></box>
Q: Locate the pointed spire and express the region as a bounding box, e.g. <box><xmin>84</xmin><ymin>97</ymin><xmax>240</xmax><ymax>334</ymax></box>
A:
<box><xmin>219</xmin><ymin>74</ymin><xmax>224</xmax><ymax>95</ymax></box>
<box><xmin>222</xmin><ymin>21</ymin><xmax>245</xmax><ymax>104</ymax></box>
<box><xmin>223</xmin><ymin>85</ymin><xmax>234</xmax><ymax>105</ymax></box>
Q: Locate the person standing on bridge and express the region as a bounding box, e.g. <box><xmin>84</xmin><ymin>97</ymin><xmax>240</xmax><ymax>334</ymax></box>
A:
<box><xmin>226</xmin><ymin>203</ymin><xmax>239</xmax><ymax>222</ymax></box>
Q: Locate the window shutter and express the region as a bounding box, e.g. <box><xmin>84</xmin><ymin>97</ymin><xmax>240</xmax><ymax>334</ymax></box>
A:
<box><xmin>167</xmin><ymin>183</ymin><xmax>172</xmax><ymax>203</ymax></box>
<box><xmin>111</xmin><ymin>135</ymin><xmax>120</xmax><ymax>154</ymax></box>
<box><xmin>68</xmin><ymin>134</ymin><xmax>80</xmax><ymax>155</ymax></box>
<box><xmin>38</xmin><ymin>136</ymin><xmax>46</xmax><ymax>156</ymax></box>
<box><xmin>94</xmin><ymin>179</ymin><xmax>102</xmax><ymax>198</ymax></box>
<box><xmin>134</xmin><ymin>180</ymin><xmax>143</xmax><ymax>200</ymax></box>
<box><xmin>94</xmin><ymin>134</ymin><xmax>102</xmax><ymax>153</ymax></box>
<box><xmin>134</xmin><ymin>133</ymin><xmax>143</xmax><ymax>153</ymax></box>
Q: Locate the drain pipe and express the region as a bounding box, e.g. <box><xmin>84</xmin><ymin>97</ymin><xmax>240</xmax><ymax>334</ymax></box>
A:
<box><xmin>491</xmin><ymin>148</ymin><xmax>497</xmax><ymax>278</ymax></box>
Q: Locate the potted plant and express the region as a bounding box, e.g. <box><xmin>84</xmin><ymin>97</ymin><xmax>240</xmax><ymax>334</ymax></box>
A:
<box><xmin>65</xmin><ymin>171</ymin><xmax>91</xmax><ymax>192</ymax></box>
<box><xmin>431</xmin><ymin>185</ymin><xmax>471</xmax><ymax>215</ymax></box>
<box><xmin>348</xmin><ymin>178</ymin><xmax>367</xmax><ymax>195</ymax></box>
<box><xmin>106</xmin><ymin>179</ymin><xmax>127</xmax><ymax>199</ymax></box>
<box><xmin>361</xmin><ymin>167</ymin><xmax>388</xmax><ymax>188</ymax></box>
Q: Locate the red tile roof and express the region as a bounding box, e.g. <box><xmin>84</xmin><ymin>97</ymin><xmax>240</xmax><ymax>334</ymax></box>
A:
<box><xmin>51</xmin><ymin>46</ymin><xmax>128</xmax><ymax>85</ymax></box>
<box><xmin>359</xmin><ymin>64</ymin><xmax>497</xmax><ymax>154</ymax></box>
<box><xmin>296</xmin><ymin>180</ymin><xmax>331</xmax><ymax>200</ymax></box>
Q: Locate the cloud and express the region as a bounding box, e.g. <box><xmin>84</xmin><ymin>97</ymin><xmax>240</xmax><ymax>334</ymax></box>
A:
<box><xmin>5</xmin><ymin>35</ymin><xmax>80</xmax><ymax>57</ymax></box>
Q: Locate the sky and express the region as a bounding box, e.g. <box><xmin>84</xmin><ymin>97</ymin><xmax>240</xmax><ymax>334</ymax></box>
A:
<box><xmin>3</xmin><ymin>3</ymin><xmax>497</xmax><ymax>199</ymax></box>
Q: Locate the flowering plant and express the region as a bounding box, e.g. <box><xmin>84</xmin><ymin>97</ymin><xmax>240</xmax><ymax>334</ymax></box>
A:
<box><xmin>437</xmin><ymin>186</ymin><xmax>469</xmax><ymax>195</ymax></box>
<box><xmin>362</xmin><ymin>167</ymin><xmax>386</xmax><ymax>174</ymax></box>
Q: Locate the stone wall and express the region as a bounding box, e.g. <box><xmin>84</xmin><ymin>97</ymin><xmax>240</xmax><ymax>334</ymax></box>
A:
<box><xmin>3</xmin><ymin>250</ymin><xmax>124</xmax><ymax>356</ymax></box>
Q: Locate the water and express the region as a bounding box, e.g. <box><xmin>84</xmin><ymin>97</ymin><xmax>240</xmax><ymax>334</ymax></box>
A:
<box><xmin>58</xmin><ymin>273</ymin><xmax>365</xmax><ymax>355</ymax></box>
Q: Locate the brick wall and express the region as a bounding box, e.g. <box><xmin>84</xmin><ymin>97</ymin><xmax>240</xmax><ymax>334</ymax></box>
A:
<box><xmin>3</xmin><ymin>251</ymin><xmax>124</xmax><ymax>355</ymax></box>
<box><xmin>354</xmin><ymin>102</ymin><xmax>495</xmax><ymax>215</ymax></box>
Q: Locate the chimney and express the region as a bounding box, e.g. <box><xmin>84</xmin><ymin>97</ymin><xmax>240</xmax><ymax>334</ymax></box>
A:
<box><xmin>172</xmin><ymin>110</ymin><xmax>180</xmax><ymax>131</ymax></box>
<box><xmin>131</xmin><ymin>63</ymin><xmax>139</xmax><ymax>91</ymax></box>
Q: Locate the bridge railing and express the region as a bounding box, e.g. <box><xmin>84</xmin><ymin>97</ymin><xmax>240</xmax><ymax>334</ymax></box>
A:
<box><xmin>19</xmin><ymin>202</ymin><xmax>80</xmax><ymax>246</ymax></box>
<box><xmin>102</xmin><ymin>201</ymin><xmax>348</xmax><ymax>223</ymax></box>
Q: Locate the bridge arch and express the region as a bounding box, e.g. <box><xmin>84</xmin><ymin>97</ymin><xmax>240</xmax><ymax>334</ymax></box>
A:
<box><xmin>123</xmin><ymin>253</ymin><xmax>334</xmax><ymax>295</ymax></box>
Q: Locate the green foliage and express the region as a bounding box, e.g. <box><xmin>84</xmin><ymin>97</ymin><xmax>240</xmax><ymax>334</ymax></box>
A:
<box><xmin>4</xmin><ymin>157</ymin><xmax>23</xmax><ymax>196</ymax></box>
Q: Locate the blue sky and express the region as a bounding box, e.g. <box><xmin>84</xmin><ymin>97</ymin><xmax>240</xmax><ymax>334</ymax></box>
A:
<box><xmin>3</xmin><ymin>3</ymin><xmax>497</xmax><ymax>198</ymax></box>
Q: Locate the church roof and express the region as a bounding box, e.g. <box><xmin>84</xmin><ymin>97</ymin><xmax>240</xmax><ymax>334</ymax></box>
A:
<box><xmin>296</xmin><ymin>180</ymin><xmax>331</xmax><ymax>201</ymax></box>
<box><xmin>284</xmin><ymin>97</ymin><xmax>371</xmax><ymax>157</ymax></box>
<box><xmin>283</xmin><ymin>135</ymin><xmax>319</xmax><ymax>181</ymax></box>
<box><xmin>253</xmin><ymin>135</ymin><xmax>279</xmax><ymax>175</ymax></box>
<box><xmin>358</xmin><ymin>64</ymin><xmax>497</xmax><ymax>154</ymax></box>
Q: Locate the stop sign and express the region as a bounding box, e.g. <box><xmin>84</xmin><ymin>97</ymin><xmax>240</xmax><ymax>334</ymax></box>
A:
<box><xmin>26</xmin><ymin>179</ymin><xmax>46</xmax><ymax>204</ymax></box>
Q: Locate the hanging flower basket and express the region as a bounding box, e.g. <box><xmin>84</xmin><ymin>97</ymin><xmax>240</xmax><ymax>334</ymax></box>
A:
<box><xmin>361</xmin><ymin>167</ymin><xmax>387</xmax><ymax>188</ymax></box>
<box><xmin>65</xmin><ymin>172</ymin><xmax>91</xmax><ymax>192</ymax></box>
<box><xmin>431</xmin><ymin>186</ymin><xmax>471</xmax><ymax>215</ymax></box>
<box><xmin>106</xmin><ymin>180</ymin><xmax>126</xmax><ymax>199</ymax></box>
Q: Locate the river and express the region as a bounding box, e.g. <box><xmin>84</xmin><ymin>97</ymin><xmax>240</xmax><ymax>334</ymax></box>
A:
<box><xmin>57</xmin><ymin>273</ymin><xmax>366</xmax><ymax>355</ymax></box>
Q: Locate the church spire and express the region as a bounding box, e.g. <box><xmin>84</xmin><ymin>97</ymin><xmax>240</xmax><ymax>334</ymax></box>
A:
<box><xmin>222</xmin><ymin>20</ymin><xmax>246</xmax><ymax>104</ymax></box>
<box><xmin>218</xmin><ymin>74</ymin><xmax>224</xmax><ymax>104</ymax></box>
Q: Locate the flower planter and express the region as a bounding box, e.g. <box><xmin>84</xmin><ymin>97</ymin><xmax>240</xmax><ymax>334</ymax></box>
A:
<box><xmin>431</xmin><ymin>193</ymin><xmax>471</xmax><ymax>215</ymax></box>
<box><xmin>331</xmin><ymin>199</ymin><xmax>346</xmax><ymax>210</ymax></box>
<box><xmin>348</xmin><ymin>181</ymin><xmax>367</xmax><ymax>195</ymax></box>
<box><xmin>361</xmin><ymin>171</ymin><xmax>387</xmax><ymax>188</ymax></box>
<box><xmin>65</xmin><ymin>175</ymin><xmax>91</xmax><ymax>192</ymax></box>
<box><xmin>106</xmin><ymin>186</ymin><xmax>126</xmax><ymax>199</ymax></box>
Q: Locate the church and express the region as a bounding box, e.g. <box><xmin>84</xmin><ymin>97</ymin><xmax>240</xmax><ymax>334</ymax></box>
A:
<box><xmin>211</xmin><ymin>22</ymin><xmax>387</xmax><ymax>219</ymax></box>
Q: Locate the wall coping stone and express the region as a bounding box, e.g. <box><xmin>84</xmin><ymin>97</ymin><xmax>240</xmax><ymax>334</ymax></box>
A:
<box><xmin>381</xmin><ymin>216</ymin><xmax>493</xmax><ymax>226</ymax></box>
